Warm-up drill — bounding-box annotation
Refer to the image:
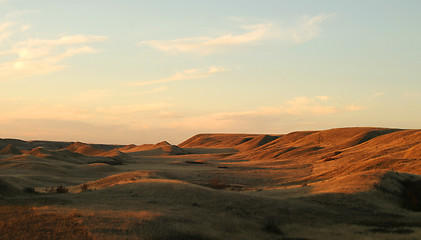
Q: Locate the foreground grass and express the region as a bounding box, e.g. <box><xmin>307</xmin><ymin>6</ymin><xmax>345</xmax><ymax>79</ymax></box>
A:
<box><xmin>0</xmin><ymin>205</ymin><xmax>214</xmax><ymax>240</ymax></box>
<box><xmin>0</xmin><ymin>206</ymin><xmax>93</xmax><ymax>240</ymax></box>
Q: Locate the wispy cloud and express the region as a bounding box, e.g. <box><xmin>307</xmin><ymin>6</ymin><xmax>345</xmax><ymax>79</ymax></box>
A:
<box><xmin>0</xmin><ymin>97</ymin><xmax>24</xmax><ymax>102</ymax></box>
<box><xmin>96</xmin><ymin>103</ymin><xmax>170</xmax><ymax>115</ymax></box>
<box><xmin>208</xmin><ymin>96</ymin><xmax>341</xmax><ymax>120</ymax></box>
<box><xmin>402</xmin><ymin>91</ymin><xmax>421</xmax><ymax>99</ymax></box>
<box><xmin>316</xmin><ymin>95</ymin><xmax>331</xmax><ymax>101</ymax></box>
<box><xmin>373</xmin><ymin>92</ymin><xmax>385</xmax><ymax>98</ymax></box>
<box><xmin>3</xmin><ymin>104</ymin><xmax>92</xmax><ymax>122</ymax></box>
<box><xmin>1</xmin><ymin>100</ymin><xmax>172</xmax><ymax>128</ymax></box>
<box><xmin>159</xmin><ymin>110</ymin><xmax>183</xmax><ymax>118</ymax></box>
<box><xmin>130</xmin><ymin>66</ymin><xmax>225</xmax><ymax>86</ymax></box>
<box><xmin>165</xmin><ymin>96</ymin><xmax>361</xmax><ymax>131</ymax></box>
<box><xmin>345</xmin><ymin>104</ymin><xmax>364</xmax><ymax>111</ymax></box>
<box><xmin>73</xmin><ymin>89</ymin><xmax>112</xmax><ymax>103</ymax></box>
<box><xmin>138</xmin><ymin>14</ymin><xmax>335</xmax><ymax>55</ymax></box>
<box><xmin>0</xmin><ymin>17</ymin><xmax>108</xmax><ymax>81</ymax></box>
<box><xmin>282</xmin><ymin>96</ymin><xmax>338</xmax><ymax>115</ymax></box>
<box><xmin>139</xmin><ymin>23</ymin><xmax>270</xmax><ymax>55</ymax></box>
<box><xmin>129</xmin><ymin>86</ymin><xmax>167</xmax><ymax>95</ymax></box>
<box><xmin>285</xmin><ymin>14</ymin><xmax>335</xmax><ymax>44</ymax></box>
<box><xmin>0</xmin><ymin>21</ymin><xmax>15</xmax><ymax>43</ymax></box>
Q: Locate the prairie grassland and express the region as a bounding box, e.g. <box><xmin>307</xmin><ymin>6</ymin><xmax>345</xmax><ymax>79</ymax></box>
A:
<box><xmin>2</xmin><ymin>128</ymin><xmax>421</xmax><ymax>239</ymax></box>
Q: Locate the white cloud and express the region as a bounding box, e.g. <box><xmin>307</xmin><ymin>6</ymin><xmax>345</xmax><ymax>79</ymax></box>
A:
<box><xmin>131</xmin><ymin>66</ymin><xmax>226</xmax><ymax>86</ymax></box>
<box><xmin>17</xmin><ymin>35</ymin><xmax>107</xmax><ymax>48</ymax></box>
<box><xmin>138</xmin><ymin>14</ymin><xmax>335</xmax><ymax>55</ymax></box>
<box><xmin>0</xmin><ymin>17</ymin><xmax>108</xmax><ymax>81</ymax></box>
<box><xmin>139</xmin><ymin>23</ymin><xmax>270</xmax><ymax>55</ymax></box>
<box><xmin>285</xmin><ymin>14</ymin><xmax>336</xmax><ymax>44</ymax></box>
<box><xmin>0</xmin><ymin>20</ymin><xmax>30</xmax><ymax>45</ymax></box>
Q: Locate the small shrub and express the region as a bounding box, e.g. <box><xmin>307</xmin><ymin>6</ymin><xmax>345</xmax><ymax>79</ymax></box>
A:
<box><xmin>56</xmin><ymin>185</ymin><xmax>69</xmax><ymax>194</ymax></box>
<box><xmin>209</xmin><ymin>176</ymin><xmax>226</xmax><ymax>189</ymax></box>
<box><xmin>263</xmin><ymin>217</ymin><xmax>283</xmax><ymax>235</ymax></box>
<box><xmin>401</xmin><ymin>180</ymin><xmax>421</xmax><ymax>211</ymax></box>
<box><xmin>23</xmin><ymin>187</ymin><xmax>36</xmax><ymax>194</ymax></box>
<box><xmin>80</xmin><ymin>184</ymin><xmax>89</xmax><ymax>192</ymax></box>
<box><xmin>185</xmin><ymin>160</ymin><xmax>205</xmax><ymax>164</ymax></box>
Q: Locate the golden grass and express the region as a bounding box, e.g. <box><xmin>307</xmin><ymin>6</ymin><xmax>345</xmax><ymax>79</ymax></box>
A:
<box><xmin>0</xmin><ymin>206</ymin><xmax>93</xmax><ymax>240</ymax></box>
<box><xmin>3</xmin><ymin>128</ymin><xmax>421</xmax><ymax>239</ymax></box>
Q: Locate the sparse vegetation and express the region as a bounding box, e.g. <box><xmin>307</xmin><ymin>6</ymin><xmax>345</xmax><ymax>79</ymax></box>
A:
<box><xmin>81</xmin><ymin>183</ymin><xmax>89</xmax><ymax>192</ymax></box>
<box><xmin>3</xmin><ymin>128</ymin><xmax>421</xmax><ymax>239</ymax></box>
<box><xmin>56</xmin><ymin>185</ymin><xmax>69</xmax><ymax>193</ymax></box>
<box><xmin>263</xmin><ymin>217</ymin><xmax>283</xmax><ymax>235</ymax></box>
<box><xmin>209</xmin><ymin>176</ymin><xmax>226</xmax><ymax>189</ymax></box>
<box><xmin>185</xmin><ymin>160</ymin><xmax>206</xmax><ymax>164</ymax></box>
<box><xmin>46</xmin><ymin>186</ymin><xmax>55</xmax><ymax>193</ymax></box>
<box><xmin>401</xmin><ymin>180</ymin><xmax>421</xmax><ymax>211</ymax></box>
<box><xmin>23</xmin><ymin>186</ymin><xmax>36</xmax><ymax>194</ymax></box>
<box><xmin>42</xmin><ymin>185</ymin><xmax>70</xmax><ymax>194</ymax></box>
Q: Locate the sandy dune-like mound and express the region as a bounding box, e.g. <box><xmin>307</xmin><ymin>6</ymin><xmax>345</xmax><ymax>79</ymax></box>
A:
<box><xmin>236</xmin><ymin>135</ymin><xmax>279</xmax><ymax>151</ymax></box>
<box><xmin>178</xmin><ymin>133</ymin><xmax>281</xmax><ymax>154</ymax></box>
<box><xmin>71</xmin><ymin>170</ymin><xmax>159</xmax><ymax>192</ymax></box>
<box><xmin>23</xmin><ymin>147</ymin><xmax>87</xmax><ymax>164</ymax></box>
<box><xmin>25</xmin><ymin>147</ymin><xmax>79</xmax><ymax>159</ymax></box>
<box><xmin>179</xmin><ymin>133</ymin><xmax>263</xmax><ymax>148</ymax></box>
<box><xmin>0</xmin><ymin>144</ymin><xmax>22</xmax><ymax>155</ymax></box>
<box><xmin>96</xmin><ymin>149</ymin><xmax>132</xmax><ymax>164</ymax></box>
<box><xmin>231</xmin><ymin>127</ymin><xmax>404</xmax><ymax>161</ymax></box>
<box><xmin>25</xmin><ymin>147</ymin><xmax>55</xmax><ymax>158</ymax></box>
<box><xmin>154</xmin><ymin>141</ymin><xmax>187</xmax><ymax>155</ymax></box>
<box><xmin>21</xmin><ymin>146</ymin><xmax>124</xmax><ymax>165</ymax></box>
<box><xmin>117</xmin><ymin>144</ymin><xmax>137</xmax><ymax>152</ymax></box>
<box><xmin>98</xmin><ymin>149</ymin><xmax>130</xmax><ymax>158</ymax></box>
<box><xmin>64</xmin><ymin>142</ymin><xmax>129</xmax><ymax>163</ymax></box>
<box><xmin>0</xmin><ymin>138</ymin><xmax>31</xmax><ymax>151</ymax></box>
<box><xmin>66</xmin><ymin>142</ymin><xmax>106</xmax><ymax>156</ymax></box>
<box><xmin>119</xmin><ymin>141</ymin><xmax>187</xmax><ymax>155</ymax></box>
<box><xmin>291</xmin><ymin>127</ymin><xmax>401</xmax><ymax>149</ymax></box>
<box><xmin>0</xmin><ymin>138</ymin><xmax>72</xmax><ymax>151</ymax></box>
<box><xmin>27</xmin><ymin>140</ymin><xmax>72</xmax><ymax>150</ymax></box>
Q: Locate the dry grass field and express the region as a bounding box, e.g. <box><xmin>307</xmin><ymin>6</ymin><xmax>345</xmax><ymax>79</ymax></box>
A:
<box><xmin>2</xmin><ymin>127</ymin><xmax>421</xmax><ymax>239</ymax></box>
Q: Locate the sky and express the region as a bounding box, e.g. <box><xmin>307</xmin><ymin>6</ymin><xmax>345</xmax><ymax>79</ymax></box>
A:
<box><xmin>0</xmin><ymin>0</ymin><xmax>420</xmax><ymax>144</ymax></box>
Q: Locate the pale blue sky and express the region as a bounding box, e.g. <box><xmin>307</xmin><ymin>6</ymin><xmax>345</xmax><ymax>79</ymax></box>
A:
<box><xmin>0</xmin><ymin>1</ymin><xmax>420</xmax><ymax>144</ymax></box>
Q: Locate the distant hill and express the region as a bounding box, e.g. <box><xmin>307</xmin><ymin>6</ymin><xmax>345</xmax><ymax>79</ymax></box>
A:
<box><xmin>0</xmin><ymin>144</ymin><xmax>21</xmax><ymax>155</ymax></box>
